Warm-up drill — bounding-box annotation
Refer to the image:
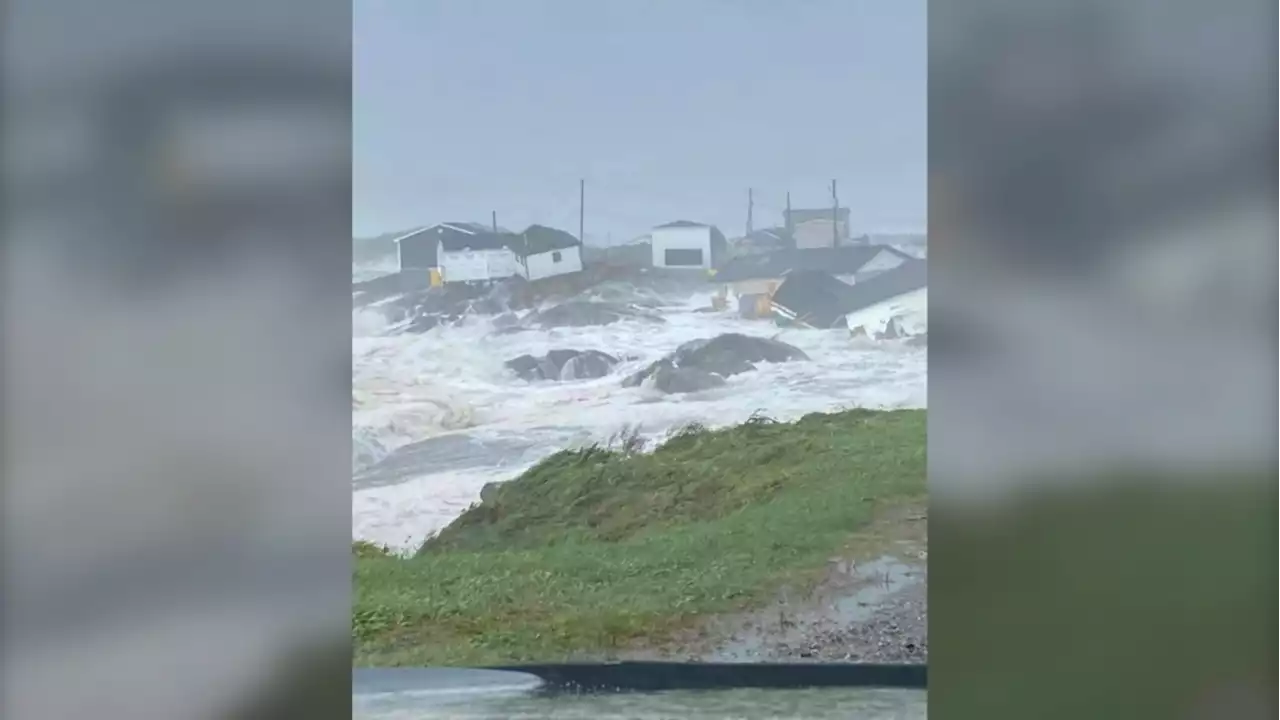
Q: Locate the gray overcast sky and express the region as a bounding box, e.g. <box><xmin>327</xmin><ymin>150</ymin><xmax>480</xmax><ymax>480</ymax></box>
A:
<box><xmin>354</xmin><ymin>0</ymin><xmax>925</xmax><ymax>241</ymax></box>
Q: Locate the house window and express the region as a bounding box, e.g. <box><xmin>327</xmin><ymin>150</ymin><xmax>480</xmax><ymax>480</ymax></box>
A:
<box><xmin>664</xmin><ymin>248</ymin><xmax>704</xmax><ymax>266</ymax></box>
<box><xmin>551</xmin><ymin>251</ymin><xmax>562</xmax><ymax>263</ymax></box>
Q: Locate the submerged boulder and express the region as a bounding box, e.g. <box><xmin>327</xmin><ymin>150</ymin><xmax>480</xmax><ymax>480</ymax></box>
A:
<box><xmin>623</xmin><ymin>333</ymin><xmax>809</xmax><ymax>392</ymax></box>
<box><xmin>505</xmin><ymin>349</ymin><xmax>619</xmax><ymax>382</ymax></box>
<box><xmin>645</xmin><ymin>365</ymin><xmax>726</xmax><ymax>393</ymax></box>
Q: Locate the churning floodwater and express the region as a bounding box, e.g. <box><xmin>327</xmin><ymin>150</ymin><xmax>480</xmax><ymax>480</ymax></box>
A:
<box><xmin>352</xmin><ymin>273</ymin><xmax>926</xmax><ymax>552</ymax></box>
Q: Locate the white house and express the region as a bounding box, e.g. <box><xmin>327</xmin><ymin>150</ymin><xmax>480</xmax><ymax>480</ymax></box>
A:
<box><xmin>650</xmin><ymin>220</ymin><xmax>728</xmax><ymax>270</ymax></box>
<box><xmin>784</xmin><ymin>207</ymin><xmax>851</xmax><ymax>248</ymax></box>
<box><xmin>517</xmin><ymin>224</ymin><xmax>584</xmax><ymax>281</ymax></box>
<box><xmin>437</xmin><ymin>231</ymin><xmax>524</xmax><ymax>284</ymax></box>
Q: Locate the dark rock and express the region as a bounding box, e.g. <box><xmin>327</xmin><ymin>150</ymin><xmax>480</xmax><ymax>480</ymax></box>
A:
<box><xmin>623</xmin><ymin>333</ymin><xmax>809</xmax><ymax>390</ymax></box>
<box><xmin>492</xmin><ymin>312</ymin><xmax>521</xmax><ymax>329</ymax></box>
<box><xmin>479</xmin><ymin>481</ymin><xmax>502</xmax><ymax>504</ymax></box>
<box><xmin>644</xmin><ymin>365</ymin><xmax>727</xmax><ymax>393</ymax></box>
<box><xmin>505</xmin><ymin>349</ymin><xmax>619</xmax><ymax>382</ymax></box>
<box><xmin>525</xmin><ymin>300</ymin><xmax>665</xmax><ymax>329</ymax></box>
<box><xmin>402</xmin><ymin>314</ymin><xmax>441</xmax><ymax>334</ymax></box>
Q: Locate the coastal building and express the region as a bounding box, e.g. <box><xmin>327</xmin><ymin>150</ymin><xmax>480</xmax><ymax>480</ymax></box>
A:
<box><xmin>771</xmin><ymin>259</ymin><xmax>928</xmax><ymax>336</ymax></box>
<box><xmin>650</xmin><ymin>220</ymin><xmax>729</xmax><ymax>271</ymax></box>
<box><xmin>729</xmin><ymin>227</ymin><xmax>795</xmax><ymax>256</ymax></box>
<box><xmin>713</xmin><ymin>244</ymin><xmax>914</xmax><ymax>319</ymax></box>
<box><xmin>516</xmin><ymin>224</ymin><xmax>584</xmax><ymax>281</ymax></box>
<box><xmin>784</xmin><ymin>207</ymin><xmax>851</xmax><ymax>249</ymax></box>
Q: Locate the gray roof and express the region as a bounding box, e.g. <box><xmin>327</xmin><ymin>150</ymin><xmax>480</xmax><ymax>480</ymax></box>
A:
<box><xmin>714</xmin><ymin>244</ymin><xmax>910</xmax><ymax>283</ymax></box>
<box><xmin>519</xmin><ymin>224</ymin><xmax>581</xmax><ymax>254</ymax></box>
<box><xmin>736</xmin><ymin>227</ymin><xmax>795</xmax><ymax>248</ymax></box>
<box><xmin>655</xmin><ymin>220</ymin><xmax>711</xmax><ymax>229</ymax></box>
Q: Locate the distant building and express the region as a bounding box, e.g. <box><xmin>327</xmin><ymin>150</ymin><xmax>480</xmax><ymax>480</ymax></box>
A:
<box><xmin>784</xmin><ymin>207</ymin><xmax>851</xmax><ymax>249</ymax></box>
<box><xmin>730</xmin><ymin>227</ymin><xmax>795</xmax><ymax>256</ymax></box>
<box><xmin>650</xmin><ymin>220</ymin><xmax>729</xmax><ymax>270</ymax></box>
<box><xmin>517</xmin><ymin>224</ymin><xmax>584</xmax><ymax>281</ymax></box>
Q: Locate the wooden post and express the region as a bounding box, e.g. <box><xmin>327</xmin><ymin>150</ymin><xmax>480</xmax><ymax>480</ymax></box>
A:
<box><xmin>785</xmin><ymin>192</ymin><xmax>792</xmax><ymax>233</ymax></box>
<box><xmin>747</xmin><ymin>188</ymin><xmax>754</xmax><ymax>236</ymax></box>
<box><xmin>491</xmin><ymin>210</ymin><xmax>498</xmax><ymax>234</ymax></box>
<box><xmin>831</xmin><ymin>179</ymin><xmax>840</xmax><ymax>246</ymax></box>
<box><xmin>579</xmin><ymin>178</ymin><xmax>585</xmax><ymax>244</ymax></box>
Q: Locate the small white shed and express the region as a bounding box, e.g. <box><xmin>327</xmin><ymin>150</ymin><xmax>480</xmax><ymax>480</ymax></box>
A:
<box><xmin>650</xmin><ymin>220</ymin><xmax>728</xmax><ymax>270</ymax></box>
<box><xmin>518</xmin><ymin>224</ymin><xmax>584</xmax><ymax>281</ymax></box>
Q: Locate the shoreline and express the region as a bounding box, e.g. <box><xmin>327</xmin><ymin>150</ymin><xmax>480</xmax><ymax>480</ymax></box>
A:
<box><xmin>354</xmin><ymin>408</ymin><xmax>927</xmax><ymax>667</ymax></box>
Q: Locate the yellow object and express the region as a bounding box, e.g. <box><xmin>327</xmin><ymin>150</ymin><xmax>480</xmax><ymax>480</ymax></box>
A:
<box><xmin>429</xmin><ymin>268</ymin><xmax>443</xmax><ymax>287</ymax></box>
<box><xmin>755</xmin><ymin>294</ymin><xmax>772</xmax><ymax>316</ymax></box>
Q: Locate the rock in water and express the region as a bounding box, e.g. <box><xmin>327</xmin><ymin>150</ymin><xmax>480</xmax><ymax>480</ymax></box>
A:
<box><xmin>647</xmin><ymin>365</ymin><xmax>726</xmax><ymax>393</ymax></box>
<box><xmin>558</xmin><ymin>351</ymin><xmax>617</xmax><ymax>381</ymax></box>
<box><xmin>402</xmin><ymin>314</ymin><xmax>441</xmax><ymax>334</ymax></box>
<box><xmin>492</xmin><ymin>312</ymin><xmax>521</xmax><ymax>329</ymax></box>
<box><xmin>505</xmin><ymin>349</ymin><xmax>619</xmax><ymax>382</ymax></box>
<box><xmin>623</xmin><ymin>333</ymin><xmax>809</xmax><ymax>390</ymax></box>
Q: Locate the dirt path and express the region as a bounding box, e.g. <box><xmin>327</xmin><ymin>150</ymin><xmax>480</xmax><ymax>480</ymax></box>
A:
<box><xmin>623</xmin><ymin>502</ymin><xmax>928</xmax><ymax>663</ymax></box>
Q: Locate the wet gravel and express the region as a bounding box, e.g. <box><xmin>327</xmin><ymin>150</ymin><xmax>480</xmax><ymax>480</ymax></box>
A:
<box><xmin>775</xmin><ymin>578</ymin><xmax>928</xmax><ymax>663</ymax></box>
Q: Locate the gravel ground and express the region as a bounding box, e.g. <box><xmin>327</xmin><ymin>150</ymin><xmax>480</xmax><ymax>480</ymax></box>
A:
<box><xmin>618</xmin><ymin>507</ymin><xmax>929</xmax><ymax>665</ymax></box>
<box><xmin>773</xmin><ymin>573</ymin><xmax>928</xmax><ymax>663</ymax></box>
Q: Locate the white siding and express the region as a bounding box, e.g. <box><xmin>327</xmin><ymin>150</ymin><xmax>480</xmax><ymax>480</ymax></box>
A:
<box><xmin>651</xmin><ymin>226</ymin><xmax>712</xmax><ymax>269</ymax></box>
<box><xmin>851</xmin><ymin>249</ymin><xmax>907</xmax><ymax>282</ymax></box>
<box><xmin>525</xmin><ymin>245</ymin><xmax>583</xmax><ymax>281</ymax></box>
<box><xmin>440</xmin><ymin>247</ymin><xmax>523</xmax><ymax>283</ymax></box>
<box><xmin>793</xmin><ymin>219</ymin><xmax>845</xmax><ymax>249</ymax></box>
<box><xmin>844</xmin><ymin>287</ymin><xmax>928</xmax><ymax>337</ymax></box>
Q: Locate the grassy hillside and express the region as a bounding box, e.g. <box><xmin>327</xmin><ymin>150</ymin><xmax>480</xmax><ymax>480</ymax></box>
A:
<box><xmin>354</xmin><ymin>408</ymin><xmax>926</xmax><ymax>666</ymax></box>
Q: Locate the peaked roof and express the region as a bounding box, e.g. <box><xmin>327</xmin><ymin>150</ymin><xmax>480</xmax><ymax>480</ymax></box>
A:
<box><xmin>392</xmin><ymin>221</ymin><xmax>501</xmax><ymax>243</ymax></box>
<box><xmin>736</xmin><ymin>227</ymin><xmax>795</xmax><ymax>248</ymax></box>
<box><xmin>714</xmin><ymin>244</ymin><xmax>909</xmax><ymax>283</ymax></box>
<box><xmin>519</xmin><ymin>224</ymin><xmax>581</xmax><ymax>254</ymax></box>
<box><xmin>655</xmin><ymin>220</ymin><xmax>712</xmax><ymax>229</ymax></box>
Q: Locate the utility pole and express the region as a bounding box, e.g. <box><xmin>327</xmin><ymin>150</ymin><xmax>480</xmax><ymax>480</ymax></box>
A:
<box><xmin>579</xmin><ymin>178</ymin><xmax>585</xmax><ymax>243</ymax></box>
<box><xmin>830</xmin><ymin>179</ymin><xmax>840</xmax><ymax>246</ymax></box>
<box><xmin>785</xmin><ymin>191</ymin><xmax>793</xmax><ymax>233</ymax></box>
<box><xmin>491</xmin><ymin>210</ymin><xmax>498</xmax><ymax>234</ymax></box>
<box><xmin>746</xmin><ymin>188</ymin><xmax>754</xmax><ymax>236</ymax></box>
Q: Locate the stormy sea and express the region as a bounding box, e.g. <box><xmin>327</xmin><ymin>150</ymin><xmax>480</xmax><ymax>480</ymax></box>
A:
<box><xmin>351</xmin><ymin>259</ymin><xmax>926</xmax><ymax>553</ymax></box>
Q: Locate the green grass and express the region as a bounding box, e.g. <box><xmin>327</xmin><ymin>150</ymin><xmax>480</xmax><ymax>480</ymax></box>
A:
<box><xmin>354</xmin><ymin>408</ymin><xmax>925</xmax><ymax>666</ymax></box>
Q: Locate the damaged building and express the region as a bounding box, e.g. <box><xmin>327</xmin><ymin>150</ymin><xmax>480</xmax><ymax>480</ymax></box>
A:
<box><xmin>771</xmin><ymin>259</ymin><xmax>927</xmax><ymax>337</ymax></box>
<box><xmin>712</xmin><ymin>244</ymin><xmax>915</xmax><ymax>319</ymax></box>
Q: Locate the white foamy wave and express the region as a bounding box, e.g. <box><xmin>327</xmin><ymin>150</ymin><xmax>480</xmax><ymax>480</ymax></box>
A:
<box><xmin>353</xmin><ymin>258</ymin><xmax>400</xmax><ymax>283</ymax></box>
<box><xmin>353</xmin><ymin>465</ymin><xmax>520</xmax><ymax>553</ymax></box>
<box><xmin>352</xmin><ymin>286</ymin><xmax>926</xmax><ymax>551</ymax></box>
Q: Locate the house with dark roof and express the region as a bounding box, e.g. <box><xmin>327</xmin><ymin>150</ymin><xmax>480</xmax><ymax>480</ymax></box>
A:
<box><xmin>771</xmin><ymin>259</ymin><xmax>928</xmax><ymax>335</ymax></box>
<box><xmin>713</xmin><ymin>244</ymin><xmax>914</xmax><ymax>318</ymax></box>
<box><xmin>515</xmin><ymin>224</ymin><xmax>583</xmax><ymax>281</ymax></box>
<box><xmin>650</xmin><ymin>220</ymin><xmax>729</xmax><ymax>270</ymax></box>
<box><xmin>784</xmin><ymin>207</ymin><xmax>851</xmax><ymax>248</ymax></box>
<box><xmin>394</xmin><ymin>222</ymin><xmax>525</xmax><ymax>285</ymax></box>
